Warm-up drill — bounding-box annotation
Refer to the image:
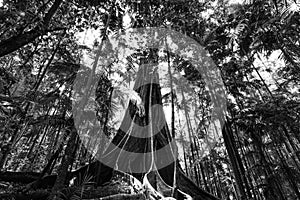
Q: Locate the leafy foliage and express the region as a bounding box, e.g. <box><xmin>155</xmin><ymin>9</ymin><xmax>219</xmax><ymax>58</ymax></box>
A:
<box><xmin>0</xmin><ymin>0</ymin><xmax>300</xmax><ymax>200</ymax></box>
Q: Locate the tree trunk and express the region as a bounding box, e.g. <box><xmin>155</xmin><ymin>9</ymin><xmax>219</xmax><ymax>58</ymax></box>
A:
<box><xmin>222</xmin><ymin>121</ymin><xmax>248</xmax><ymax>199</ymax></box>
<box><xmin>97</xmin><ymin>52</ymin><xmax>219</xmax><ymax>199</ymax></box>
<box><xmin>21</xmin><ymin>50</ymin><xmax>219</xmax><ymax>200</ymax></box>
<box><xmin>49</xmin><ymin>127</ymin><xmax>77</xmax><ymax>199</ymax></box>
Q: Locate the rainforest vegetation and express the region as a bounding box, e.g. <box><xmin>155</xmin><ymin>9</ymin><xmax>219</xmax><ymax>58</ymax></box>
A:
<box><xmin>0</xmin><ymin>0</ymin><xmax>299</xmax><ymax>199</ymax></box>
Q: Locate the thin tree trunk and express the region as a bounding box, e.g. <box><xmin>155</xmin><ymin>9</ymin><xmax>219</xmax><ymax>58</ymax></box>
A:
<box><xmin>49</xmin><ymin>127</ymin><xmax>77</xmax><ymax>199</ymax></box>
<box><xmin>276</xmin><ymin>146</ymin><xmax>300</xmax><ymax>199</ymax></box>
<box><xmin>222</xmin><ymin>121</ymin><xmax>247</xmax><ymax>199</ymax></box>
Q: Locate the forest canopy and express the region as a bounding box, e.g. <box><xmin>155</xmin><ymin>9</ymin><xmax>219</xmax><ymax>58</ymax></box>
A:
<box><xmin>0</xmin><ymin>0</ymin><xmax>299</xmax><ymax>200</ymax></box>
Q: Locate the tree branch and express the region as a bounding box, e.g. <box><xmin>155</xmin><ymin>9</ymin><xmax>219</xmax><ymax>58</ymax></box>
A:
<box><xmin>0</xmin><ymin>0</ymin><xmax>63</xmax><ymax>57</ymax></box>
